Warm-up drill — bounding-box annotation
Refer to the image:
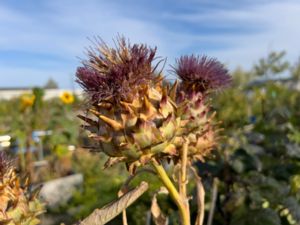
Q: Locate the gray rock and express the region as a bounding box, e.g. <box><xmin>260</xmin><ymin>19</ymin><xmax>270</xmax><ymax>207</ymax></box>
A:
<box><xmin>39</xmin><ymin>174</ymin><xmax>83</xmax><ymax>208</ymax></box>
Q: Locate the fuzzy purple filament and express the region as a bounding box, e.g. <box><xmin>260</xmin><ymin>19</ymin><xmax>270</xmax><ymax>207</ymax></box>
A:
<box><xmin>76</xmin><ymin>38</ymin><xmax>157</xmax><ymax>103</ymax></box>
<box><xmin>174</xmin><ymin>55</ymin><xmax>231</xmax><ymax>92</ymax></box>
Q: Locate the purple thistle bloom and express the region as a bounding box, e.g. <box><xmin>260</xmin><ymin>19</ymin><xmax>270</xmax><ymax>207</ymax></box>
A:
<box><xmin>76</xmin><ymin>37</ymin><xmax>158</xmax><ymax>103</ymax></box>
<box><xmin>76</xmin><ymin>67</ymin><xmax>112</xmax><ymax>102</ymax></box>
<box><xmin>173</xmin><ymin>55</ymin><xmax>231</xmax><ymax>93</ymax></box>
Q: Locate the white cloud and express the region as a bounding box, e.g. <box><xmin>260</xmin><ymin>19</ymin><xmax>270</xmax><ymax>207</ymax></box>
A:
<box><xmin>0</xmin><ymin>1</ymin><xmax>175</xmax><ymax>87</ymax></box>
<box><xmin>0</xmin><ymin>0</ymin><xmax>300</xmax><ymax>87</ymax></box>
<box><xmin>163</xmin><ymin>0</ymin><xmax>300</xmax><ymax>69</ymax></box>
<box><xmin>0</xmin><ymin>1</ymin><xmax>170</xmax><ymax>57</ymax></box>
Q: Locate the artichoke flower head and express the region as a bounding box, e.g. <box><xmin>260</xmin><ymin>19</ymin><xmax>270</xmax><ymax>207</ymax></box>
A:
<box><xmin>0</xmin><ymin>152</ymin><xmax>44</xmax><ymax>225</ymax></box>
<box><xmin>76</xmin><ymin>37</ymin><xmax>179</xmax><ymax>173</ymax></box>
<box><xmin>76</xmin><ymin>38</ymin><xmax>231</xmax><ymax>173</ymax></box>
<box><xmin>172</xmin><ymin>55</ymin><xmax>231</xmax><ymax>162</ymax></box>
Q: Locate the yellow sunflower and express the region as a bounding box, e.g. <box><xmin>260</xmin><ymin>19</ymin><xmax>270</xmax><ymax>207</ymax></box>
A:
<box><xmin>60</xmin><ymin>91</ymin><xmax>74</xmax><ymax>104</ymax></box>
<box><xmin>21</xmin><ymin>93</ymin><xmax>36</xmax><ymax>108</ymax></box>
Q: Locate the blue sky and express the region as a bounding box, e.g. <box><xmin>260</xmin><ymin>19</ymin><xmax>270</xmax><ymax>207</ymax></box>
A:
<box><xmin>0</xmin><ymin>0</ymin><xmax>300</xmax><ymax>88</ymax></box>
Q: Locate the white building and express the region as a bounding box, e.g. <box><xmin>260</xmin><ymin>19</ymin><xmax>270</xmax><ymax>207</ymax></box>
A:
<box><xmin>0</xmin><ymin>87</ymin><xmax>83</xmax><ymax>100</ymax></box>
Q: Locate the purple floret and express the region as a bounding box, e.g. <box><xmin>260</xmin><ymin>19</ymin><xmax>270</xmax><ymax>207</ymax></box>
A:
<box><xmin>174</xmin><ymin>55</ymin><xmax>231</xmax><ymax>93</ymax></box>
<box><xmin>76</xmin><ymin>37</ymin><xmax>158</xmax><ymax>102</ymax></box>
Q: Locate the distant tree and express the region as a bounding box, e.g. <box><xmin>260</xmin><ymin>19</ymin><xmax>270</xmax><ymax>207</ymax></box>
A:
<box><xmin>231</xmin><ymin>67</ymin><xmax>252</xmax><ymax>88</ymax></box>
<box><xmin>32</xmin><ymin>87</ymin><xmax>44</xmax><ymax>110</ymax></box>
<box><xmin>253</xmin><ymin>51</ymin><xmax>289</xmax><ymax>76</ymax></box>
<box><xmin>44</xmin><ymin>78</ymin><xmax>58</xmax><ymax>89</ymax></box>
<box><xmin>291</xmin><ymin>57</ymin><xmax>300</xmax><ymax>80</ymax></box>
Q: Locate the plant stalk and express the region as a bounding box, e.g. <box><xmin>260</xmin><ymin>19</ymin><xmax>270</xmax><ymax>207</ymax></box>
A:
<box><xmin>151</xmin><ymin>159</ymin><xmax>190</xmax><ymax>225</ymax></box>
<box><xmin>180</xmin><ymin>141</ymin><xmax>189</xmax><ymax>197</ymax></box>
<box><xmin>207</xmin><ymin>178</ymin><xmax>219</xmax><ymax>225</ymax></box>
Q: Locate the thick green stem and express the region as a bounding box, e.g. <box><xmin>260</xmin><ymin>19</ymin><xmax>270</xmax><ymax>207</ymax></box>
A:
<box><xmin>151</xmin><ymin>159</ymin><xmax>190</xmax><ymax>225</ymax></box>
<box><xmin>180</xmin><ymin>141</ymin><xmax>190</xmax><ymax>223</ymax></box>
<box><xmin>180</xmin><ymin>141</ymin><xmax>188</xmax><ymax>197</ymax></box>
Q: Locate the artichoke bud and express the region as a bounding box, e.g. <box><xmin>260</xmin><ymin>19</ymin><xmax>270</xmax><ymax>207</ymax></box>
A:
<box><xmin>171</xmin><ymin>55</ymin><xmax>231</xmax><ymax>162</ymax></box>
<box><xmin>174</xmin><ymin>93</ymin><xmax>217</xmax><ymax>161</ymax></box>
<box><xmin>79</xmin><ymin>86</ymin><xmax>179</xmax><ymax>172</ymax></box>
<box><xmin>0</xmin><ymin>152</ymin><xmax>44</xmax><ymax>224</ymax></box>
<box><xmin>76</xmin><ymin>37</ymin><xmax>179</xmax><ymax>172</ymax></box>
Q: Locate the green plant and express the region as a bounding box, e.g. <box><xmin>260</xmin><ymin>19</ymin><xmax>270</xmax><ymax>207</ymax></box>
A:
<box><xmin>199</xmin><ymin>59</ymin><xmax>300</xmax><ymax>225</ymax></box>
